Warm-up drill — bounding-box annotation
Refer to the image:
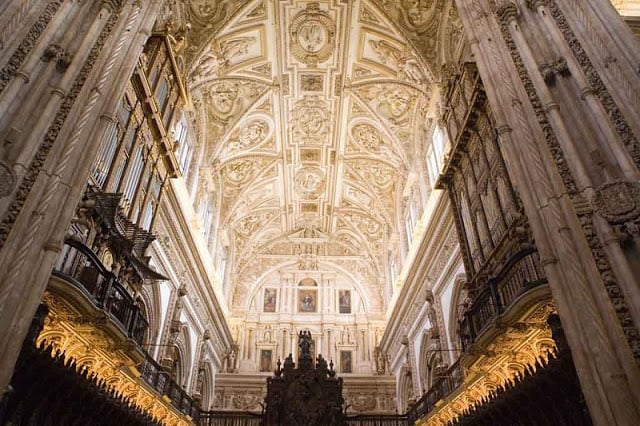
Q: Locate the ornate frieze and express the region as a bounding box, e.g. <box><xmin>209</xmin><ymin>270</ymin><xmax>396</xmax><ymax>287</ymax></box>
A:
<box><xmin>38</xmin><ymin>292</ymin><xmax>192</xmax><ymax>426</ymax></box>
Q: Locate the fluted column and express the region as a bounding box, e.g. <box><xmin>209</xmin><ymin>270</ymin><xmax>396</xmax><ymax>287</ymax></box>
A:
<box><xmin>0</xmin><ymin>0</ymin><xmax>163</xmax><ymax>395</ymax></box>
<box><xmin>452</xmin><ymin>0</ymin><xmax>640</xmax><ymax>423</ymax></box>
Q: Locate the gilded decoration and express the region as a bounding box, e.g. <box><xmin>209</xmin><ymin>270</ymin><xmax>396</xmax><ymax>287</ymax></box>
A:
<box><xmin>38</xmin><ymin>292</ymin><xmax>191</xmax><ymax>426</ymax></box>
<box><xmin>289</xmin><ymin>3</ymin><xmax>336</xmax><ymax>65</ymax></box>
<box><xmin>416</xmin><ymin>303</ymin><xmax>558</xmax><ymax>426</ymax></box>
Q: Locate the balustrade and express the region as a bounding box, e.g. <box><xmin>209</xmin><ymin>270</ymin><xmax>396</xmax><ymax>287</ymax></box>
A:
<box><xmin>407</xmin><ymin>361</ymin><xmax>464</xmax><ymax>423</ymax></box>
<box><xmin>52</xmin><ymin>239</ymin><xmax>200</xmax><ymax>420</ymax></box>
<box><xmin>460</xmin><ymin>250</ymin><xmax>547</xmax><ymax>351</ymax></box>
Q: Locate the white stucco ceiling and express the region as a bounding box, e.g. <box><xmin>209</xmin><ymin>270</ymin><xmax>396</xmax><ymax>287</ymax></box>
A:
<box><xmin>170</xmin><ymin>0</ymin><xmax>463</xmax><ymax>314</ymax></box>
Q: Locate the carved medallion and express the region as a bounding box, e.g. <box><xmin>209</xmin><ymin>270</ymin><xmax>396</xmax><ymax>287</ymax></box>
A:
<box><xmin>593</xmin><ymin>181</ymin><xmax>640</xmax><ymax>224</ymax></box>
<box><xmin>292</xmin><ymin>96</ymin><xmax>329</xmax><ymax>143</ymax></box>
<box><xmin>223</xmin><ymin>159</ymin><xmax>257</xmax><ymax>186</ymax></box>
<box><xmin>294</xmin><ymin>167</ymin><xmax>326</xmax><ymax>200</ymax></box>
<box><xmin>237</xmin><ymin>119</ymin><xmax>269</xmax><ymax>149</ymax></box>
<box><xmin>398</xmin><ymin>0</ymin><xmax>441</xmax><ymax>32</ymax></box>
<box><xmin>208</xmin><ymin>81</ymin><xmax>239</xmax><ymax>117</ymax></box>
<box><xmin>189</xmin><ymin>0</ymin><xmax>220</xmax><ymax>25</ymax></box>
<box><xmin>352</xmin><ymin>124</ymin><xmax>383</xmax><ymax>152</ymax></box>
<box><xmin>290</xmin><ymin>3</ymin><xmax>336</xmax><ymax>65</ymax></box>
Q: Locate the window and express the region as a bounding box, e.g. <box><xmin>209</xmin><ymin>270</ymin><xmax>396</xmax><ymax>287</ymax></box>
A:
<box><xmin>426</xmin><ymin>125</ymin><xmax>447</xmax><ymax>185</ymax></box>
<box><xmin>405</xmin><ymin>202</ymin><xmax>416</xmax><ymax>245</ymax></box>
<box><xmin>174</xmin><ymin>115</ymin><xmax>194</xmax><ymax>175</ymax></box>
<box><xmin>156</xmin><ymin>78</ymin><xmax>170</xmax><ymax>114</ymax></box>
<box><xmin>199</xmin><ymin>197</ymin><xmax>213</xmax><ymax>240</ymax></box>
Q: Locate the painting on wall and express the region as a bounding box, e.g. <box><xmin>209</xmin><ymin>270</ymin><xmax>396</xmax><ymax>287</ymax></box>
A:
<box><xmin>264</xmin><ymin>288</ymin><xmax>277</xmax><ymax>312</ymax></box>
<box><xmin>340</xmin><ymin>351</ymin><xmax>352</xmax><ymax>374</ymax></box>
<box><xmin>298</xmin><ymin>289</ymin><xmax>317</xmax><ymax>312</ymax></box>
<box><xmin>260</xmin><ymin>350</ymin><xmax>272</xmax><ymax>372</ymax></box>
<box><xmin>338</xmin><ymin>289</ymin><xmax>351</xmax><ymax>314</ymax></box>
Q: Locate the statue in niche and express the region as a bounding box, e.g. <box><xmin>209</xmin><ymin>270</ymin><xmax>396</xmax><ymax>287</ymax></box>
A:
<box><xmin>263</xmin><ymin>325</ymin><xmax>273</xmax><ymax>343</ymax></box>
<box><xmin>226</xmin><ymin>346</ymin><xmax>238</xmax><ymax>373</ymax></box>
<box><xmin>340</xmin><ymin>326</ymin><xmax>352</xmax><ymax>344</ymax></box>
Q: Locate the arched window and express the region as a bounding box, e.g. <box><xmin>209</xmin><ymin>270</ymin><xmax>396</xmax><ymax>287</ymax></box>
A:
<box><xmin>173</xmin><ymin>114</ymin><xmax>194</xmax><ymax>176</ymax></box>
<box><xmin>426</xmin><ymin>125</ymin><xmax>447</xmax><ymax>185</ymax></box>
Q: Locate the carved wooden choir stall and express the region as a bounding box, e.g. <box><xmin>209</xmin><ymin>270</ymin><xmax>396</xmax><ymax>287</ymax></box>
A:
<box><xmin>263</xmin><ymin>331</ymin><xmax>346</xmax><ymax>426</ymax></box>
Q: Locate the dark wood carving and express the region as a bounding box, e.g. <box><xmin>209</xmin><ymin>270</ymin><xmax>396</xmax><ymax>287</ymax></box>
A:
<box><xmin>436</xmin><ymin>63</ymin><xmax>548</xmax><ymax>350</ymax></box>
<box><xmin>263</xmin><ymin>330</ymin><xmax>346</xmax><ymax>426</ymax></box>
<box><xmin>0</xmin><ymin>304</ymin><xmax>161</xmax><ymax>426</ymax></box>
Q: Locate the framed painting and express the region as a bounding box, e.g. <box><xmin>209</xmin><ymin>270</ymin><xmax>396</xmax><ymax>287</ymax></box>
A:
<box><xmin>338</xmin><ymin>289</ymin><xmax>351</xmax><ymax>314</ymax></box>
<box><xmin>264</xmin><ymin>288</ymin><xmax>277</xmax><ymax>312</ymax></box>
<box><xmin>298</xmin><ymin>289</ymin><xmax>317</xmax><ymax>312</ymax></box>
<box><xmin>260</xmin><ymin>349</ymin><xmax>272</xmax><ymax>372</ymax></box>
<box><xmin>340</xmin><ymin>350</ymin><xmax>352</xmax><ymax>374</ymax></box>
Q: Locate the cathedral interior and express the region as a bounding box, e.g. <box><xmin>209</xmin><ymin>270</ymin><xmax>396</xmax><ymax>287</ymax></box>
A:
<box><xmin>0</xmin><ymin>0</ymin><xmax>639</xmax><ymax>425</ymax></box>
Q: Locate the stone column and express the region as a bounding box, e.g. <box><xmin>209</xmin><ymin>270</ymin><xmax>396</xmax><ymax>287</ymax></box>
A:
<box><xmin>452</xmin><ymin>0</ymin><xmax>640</xmax><ymax>424</ymax></box>
<box><xmin>0</xmin><ymin>0</ymin><xmax>164</xmax><ymax>395</ymax></box>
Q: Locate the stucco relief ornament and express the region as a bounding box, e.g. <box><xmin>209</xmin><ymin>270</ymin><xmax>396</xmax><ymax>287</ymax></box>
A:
<box><xmin>235</xmin><ymin>119</ymin><xmax>269</xmax><ymax>149</ymax></box>
<box><xmin>290</xmin><ymin>3</ymin><xmax>336</xmax><ymax>65</ymax></box>
<box><xmin>222</xmin><ymin>159</ymin><xmax>257</xmax><ymax>186</ymax></box>
<box><xmin>292</xmin><ymin>96</ymin><xmax>329</xmax><ymax>143</ymax></box>
<box><xmin>189</xmin><ymin>0</ymin><xmax>219</xmax><ymax>25</ymax></box>
<box><xmin>207</xmin><ymin>81</ymin><xmax>239</xmax><ymax>120</ymax></box>
<box><xmin>379</xmin><ymin>88</ymin><xmax>414</xmax><ymax>124</ymax></box>
<box><xmin>294</xmin><ymin>167</ymin><xmax>326</xmax><ymax>200</ymax></box>
<box><xmin>352</xmin><ymin>124</ymin><xmax>383</xmax><ymax>152</ymax></box>
<box><xmin>592</xmin><ymin>181</ymin><xmax>640</xmax><ymax>224</ymax></box>
<box><xmin>0</xmin><ymin>161</ymin><xmax>16</xmax><ymax>197</ymax></box>
<box><xmin>398</xmin><ymin>0</ymin><xmax>441</xmax><ymax>33</ymax></box>
<box><xmin>195</xmin><ymin>37</ymin><xmax>256</xmax><ymax>78</ymax></box>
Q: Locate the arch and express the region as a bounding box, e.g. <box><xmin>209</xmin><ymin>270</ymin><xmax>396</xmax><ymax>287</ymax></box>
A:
<box><xmin>199</xmin><ymin>361</ymin><xmax>215</xmax><ymax>410</ymax></box>
<box><xmin>298</xmin><ymin>277</ymin><xmax>317</xmax><ymax>286</ymax></box>
<box><xmin>418</xmin><ymin>329</ymin><xmax>446</xmax><ymax>392</ymax></box>
<box><xmin>448</xmin><ymin>275</ymin><xmax>469</xmax><ymax>357</ymax></box>
<box><xmin>173</xmin><ymin>325</ymin><xmax>192</xmax><ymax>388</ymax></box>
<box><xmin>244</xmin><ymin>259</ymin><xmax>375</xmax><ymax>314</ymax></box>
<box><xmin>137</xmin><ymin>285</ymin><xmax>161</xmax><ymax>347</ymax></box>
<box><xmin>397</xmin><ymin>366</ymin><xmax>415</xmax><ymax>414</ymax></box>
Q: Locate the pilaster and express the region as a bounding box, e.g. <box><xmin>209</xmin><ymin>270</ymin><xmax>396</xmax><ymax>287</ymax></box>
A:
<box><xmin>453</xmin><ymin>0</ymin><xmax>640</xmax><ymax>423</ymax></box>
<box><xmin>0</xmin><ymin>0</ymin><xmax>164</xmax><ymax>396</ymax></box>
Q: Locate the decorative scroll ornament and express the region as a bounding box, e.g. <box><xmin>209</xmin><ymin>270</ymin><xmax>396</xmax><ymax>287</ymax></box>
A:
<box><xmin>289</xmin><ymin>2</ymin><xmax>336</xmax><ymax>65</ymax></box>
<box><xmin>592</xmin><ymin>181</ymin><xmax>640</xmax><ymax>224</ymax></box>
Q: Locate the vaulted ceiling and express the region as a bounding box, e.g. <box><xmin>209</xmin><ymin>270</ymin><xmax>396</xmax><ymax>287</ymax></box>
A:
<box><xmin>164</xmin><ymin>0</ymin><xmax>463</xmax><ymax>314</ymax></box>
